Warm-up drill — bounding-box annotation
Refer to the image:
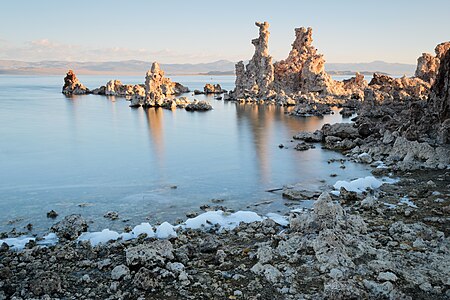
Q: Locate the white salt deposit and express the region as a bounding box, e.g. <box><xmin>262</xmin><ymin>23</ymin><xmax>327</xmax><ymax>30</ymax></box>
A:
<box><xmin>0</xmin><ymin>232</ymin><xmax>59</xmax><ymax>251</ymax></box>
<box><xmin>183</xmin><ymin>210</ymin><xmax>263</xmax><ymax>230</ymax></box>
<box><xmin>265</xmin><ymin>213</ymin><xmax>289</xmax><ymax>226</ymax></box>
<box><xmin>155</xmin><ymin>222</ymin><xmax>177</xmax><ymax>238</ymax></box>
<box><xmin>130</xmin><ymin>222</ymin><xmax>155</xmax><ymax>238</ymax></box>
<box><xmin>0</xmin><ymin>236</ymin><xmax>35</xmax><ymax>251</ymax></box>
<box><xmin>7</xmin><ymin>209</ymin><xmax>293</xmax><ymax>249</ymax></box>
<box><xmin>372</xmin><ymin>160</ymin><xmax>388</xmax><ymax>169</ymax></box>
<box><xmin>78</xmin><ymin>229</ymin><xmax>120</xmax><ymax>246</ymax></box>
<box><xmin>399</xmin><ymin>196</ymin><xmax>418</xmax><ymax>208</ymax></box>
<box><xmin>333</xmin><ymin>176</ymin><xmax>397</xmax><ymax>194</ymax></box>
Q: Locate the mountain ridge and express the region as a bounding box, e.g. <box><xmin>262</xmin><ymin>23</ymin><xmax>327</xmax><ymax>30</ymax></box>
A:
<box><xmin>0</xmin><ymin>59</ymin><xmax>416</xmax><ymax>76</ymax></box>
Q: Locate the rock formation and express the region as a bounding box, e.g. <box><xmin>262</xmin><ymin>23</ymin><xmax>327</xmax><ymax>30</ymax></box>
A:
<box><xmin>141</xmin><ymin>62</ymin><xmax>189</xmax><ymax>107</ymax></box>
<box><xmin>143</xmin><ymin>62</ymin><xmax>167</xmax><ymax>107</ymax></box>
<box><xmin>104</xmin><ymin>80</ymin><xmax>135</xmax><ymax>97</ymax></box>
<box><xmin>415</xmin><ymin>42</ymin><xmax>450</xmax><ymax>85</ymax></box>
<box><xmin>62</xmin><ymin>70</ymin><xmax>90</xmax><ymax>95</ymax></box>
<box><xmin>233</xmin><ymin>22</ymin><xmax>274</xmax><ymax>99</ymax></box>
<box><xmin>274</xmin><ymin>27</ymin><xmax>332</xmax><ymax>94</ymax></box>
<box><xmin>203</xmin><ymin>83</ymin><xmax>225</xmax><ymax>94</ymax></box>
<box><xmin>185</xmin><ymin>100</ymin><xmax>213</xmax><ymax>111</ymax></box>
<box><xmin>231</xmin><ymin>22</ymin><xmax>367</xmax><ymax>104</ymax></box>
<box><xmin>367</xmin><ymin>73</ymin><xmax>430</xmax><ymax>101</ymax></box>
<box><xmin>425</xmin><ymin>47</ymin><xmax>450</xmax><ymax>143</ymax></box>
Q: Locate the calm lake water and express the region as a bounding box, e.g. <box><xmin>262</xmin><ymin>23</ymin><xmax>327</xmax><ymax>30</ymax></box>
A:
<box><xmin>0</xmin><ymin>74</ymin><xmax>371</xmax><ymax>234</ymax></box>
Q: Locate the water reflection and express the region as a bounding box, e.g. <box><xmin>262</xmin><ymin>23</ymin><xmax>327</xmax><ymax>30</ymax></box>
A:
<box><xmin>0</xmin><ymin>75</ymin><xmax>372</xmax><ymax>234</ymax></box>
<box><xmin>144</xmin><ymin>108</ymin><xmax>165</xmax><ymax>178</ymax></box>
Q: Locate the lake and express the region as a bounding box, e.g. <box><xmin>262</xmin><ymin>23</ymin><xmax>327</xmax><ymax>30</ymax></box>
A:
<box><xmin>0</xmin><ymin>74</ymin><xmax>371</xmax><ymax>234</ymax></box>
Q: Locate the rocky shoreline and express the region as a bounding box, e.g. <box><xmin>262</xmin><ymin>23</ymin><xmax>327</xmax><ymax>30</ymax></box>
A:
<box><xmin>0</xmin><ymin>169</ymin><xmax>449</xmax><ymax>299</ymax></box>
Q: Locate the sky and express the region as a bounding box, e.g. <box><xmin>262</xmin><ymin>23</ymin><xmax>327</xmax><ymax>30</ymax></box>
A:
<box><xmin>0</xmin><ymin>0</ymin><xmax>449</xmax><ymax>64</ymax></box>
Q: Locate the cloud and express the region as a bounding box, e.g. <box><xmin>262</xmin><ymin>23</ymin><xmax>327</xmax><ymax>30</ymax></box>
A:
<box><xmin>0</xmin><ymin>38</ymin><xmax>238</xmax><ymax>63</ymax></box>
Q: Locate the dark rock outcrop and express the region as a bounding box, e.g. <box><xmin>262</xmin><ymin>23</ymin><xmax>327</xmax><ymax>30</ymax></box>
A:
<box><xmin>51</xmin><ymin>214</ymin><xmax>88</xmax><ymax>241</ymax></box>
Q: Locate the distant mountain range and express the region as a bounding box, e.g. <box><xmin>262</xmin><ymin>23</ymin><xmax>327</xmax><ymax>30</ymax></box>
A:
<box><xmin>325</xmin><ymin>61</ymin><xmax>416</xmax><ymax>76</ymax></box>
<box><xmin>0</xmin><ymin>59</ymin><xmax>416</xmax><ymax>76</ymax></box>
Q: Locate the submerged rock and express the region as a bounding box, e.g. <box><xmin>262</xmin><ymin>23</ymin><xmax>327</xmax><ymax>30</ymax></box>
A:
<box><xmin>46</xmin><ymin>210</ymin><xmax>58</xmax><ymax>219</ymax></box>
<box><xmin>62</xmin><ymin>70</ymin><xmax>90</xmax><ymax>95</ymax></box>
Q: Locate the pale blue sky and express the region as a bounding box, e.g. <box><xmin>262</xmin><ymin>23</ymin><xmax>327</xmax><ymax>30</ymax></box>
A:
<box><xmin>0</xmin><ymin>0</ymin><xmax>449</xmax><ymax>64</ymax></box>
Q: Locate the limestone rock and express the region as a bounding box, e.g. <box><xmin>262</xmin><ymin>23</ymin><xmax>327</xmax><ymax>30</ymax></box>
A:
<box><xmin>130</xmin><ymin>85</ymin><xmax>146</xmax><ymax>107</ymax></box>
<box><xmin>126</xmin><ymin>240</ymin><xmax>174</xmax><ymax>267</ymax></box>
<box><xmin>91</xmin><ymin>86</ymin><xmax>106</xmax><ymax>95</ymax></box>
<box><xmin>62</xmin><ymin>70</ymin><xmax>90</xmax><ymax>95</ymax></box>
<box><xmin>416</xmin><ymin>42</ymin><xmax>450</xmax><ymax>85</ymax></box>
<box><xmin>143</xmin><ymin>62</ymin><xmax>189</xmax><ymax>107</ymax></box>
<box><xmin>274</xmin><ymin>27</ymin><xmax>330</xmax><ymax>94</ymax></box>
<box><xmin>321</xmin><ymin>123</ymin><xmax>359</xmax><ymax>139</ymax></box>
<box><xmin>204</xmin><ymin>83</ymin><xmax>224</xmax><ymax>94</ymax></box>
<box><xmin>369</xmin><ymin>73</ymin><xmax>430</xmax><ymax>101</ymax></box>
<box><xmin>293</xmin><ymin>130</ymin><xmax>323</xmax><ymax>142</ymax></box>
<box><xmin>133</xmin><ymin>267</ymin><xmax>160</xmax><ymax>290</ymax></box>
<box><xmin>29</xmin><ymin>271</ymin><xmax>62</xmax><ymax>296</ymax></box>
<box><xmin>105</xmin><ymin>80</ymin><xmax>122</xmax><ymax>96</ymax></box>
<box><xmin>50</xmin><ymin>214</ymin><xmax>88</xmax><ymax>241</ymax></box>
<box><xmin>185</xmin><ymin>100</ymin><xmax>213</xmax><ymax>111</ymax></box>
<box><xmin>233</xmin><ymin>22</ymin><xmax>274</xmax><ymax>99</ymax></box>
<box><xmin>111</xmin><ymin>264</ymin><xmax>130</xmax><ymax>280</ymax></box>
<box><xmin>427</xmin><ymin>46</ymin><xmax>450</xmax><ymax>143</ymax></box>
<box><xmin>415</xmin><ymin>53</ymin><xmax>440</xmax><ymax>84</ymax></box>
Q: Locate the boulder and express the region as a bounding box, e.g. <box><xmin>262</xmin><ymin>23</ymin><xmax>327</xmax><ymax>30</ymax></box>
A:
<box><xmin>185</xmin><ymin>100</ymin><xmax>213</xmax><ymax>111</ymax></box>
<box><xmin>321</xmin><ymin>123</ymin><xmax>359</xmax><ymax>139</ymax></box>
<box><xmin>50</xmin><ymin>214</ymin><xmax>88</xmax><ymax>241</ymax></box>
<box><xmin>204</xmin><ymin>83</ymin><xmax>224</xmax><ymax>94</ymax></box>
<box><xmin>126</xmin><ymin>240</ymin><xmax>174</xmax><ymax>267</ymax></box>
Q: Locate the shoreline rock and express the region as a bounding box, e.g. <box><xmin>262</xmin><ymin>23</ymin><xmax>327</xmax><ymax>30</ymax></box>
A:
<box><xmin>1</xmin><ymin>174</ymin><xmax>449</xmax><ymax>299</ymax></box>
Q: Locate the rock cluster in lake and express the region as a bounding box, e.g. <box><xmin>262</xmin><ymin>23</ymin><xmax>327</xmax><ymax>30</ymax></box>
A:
<box><xmin>294</xmin><ymin>43</ymin><xmax>450</xmax><ymax>171</ymax></box>
<box><xmin>229</xmin><ymin>22</ymin><xmax>368</xmax><ymax>106</ymax></box>
<box><xmin>62</xmin><ymin>70</ymin><xmax>90</xmax><ymax>95</ymax></box>
<box><xmin>228</xmin><ymin>21</ymin><xmax>450</xmax><ymax>114</ymax></box>
<box><xmin>61</xmin><ymin>63</ymin><xmax>213</xmax><ymax>112</ymax></box>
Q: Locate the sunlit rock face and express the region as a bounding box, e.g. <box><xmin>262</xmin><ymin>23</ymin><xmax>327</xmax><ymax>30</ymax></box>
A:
<box><xmin>203</xmin><ymin>83</ymin><xmax>224</xmax><ymax>94</ymax></box>
<box><xmin>233</xmin><ymin>22</ymin><xmax>274</xmax><ymax>99</ymax></box>
<box><xmin>368</xmin><ymin>73</ymin><xmax>431</xmax><ymax>101</ymax></box>
<box><xmin>274</xmin><ymin>27</ymin><xmax>328</xmax><ymax>94</ymax></box>
<box><xmin>232</xmin><ymin>23</ymin><xmax>367</xmax><ymax>102</ymax></box>
<box><xmin>142</xmin><ymin>62</ymin><xmax>189</xmax><ymax>107</ymax></box>
<box><xmin>273</xmin><ymin>27</ymin><xmax>367</xmax><ymax>97</ymax></box>
<box><xmin>144</xmin><ymin>62</ymin><xmax>166</xmax><ymax>107</ymax></box>
<box><xmin>62</xmin><ymin>70</ymin><xmax>90</xmax><ymax>95</ymax></box>
<box><xmin>415</xmin><ymin>42</ymin><xmax>450</xmax><ymax>85</ymax></box>
<box><xmin>104</xmin><ymin>80</ymin><xmax>135</xmax><ymax>97</ymax></box>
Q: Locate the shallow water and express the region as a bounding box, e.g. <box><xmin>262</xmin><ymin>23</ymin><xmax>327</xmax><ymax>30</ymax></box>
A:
<box><xmin>0</xmin><ymin>74</ymin><xmax>371</xmax><ymax>234</ymax></box>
